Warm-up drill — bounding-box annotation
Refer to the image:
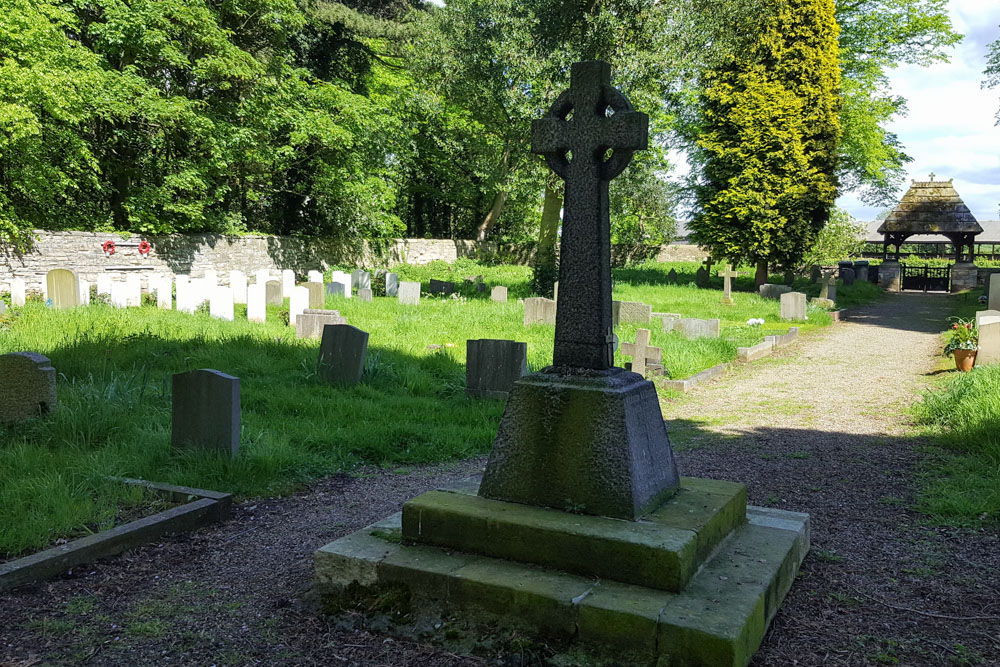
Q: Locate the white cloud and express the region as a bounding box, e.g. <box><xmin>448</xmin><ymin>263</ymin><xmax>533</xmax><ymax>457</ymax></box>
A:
<box><xmin>838</xmin><ymin>0</ymin><xmax>1000</xmax><ymax>222</ymax></box>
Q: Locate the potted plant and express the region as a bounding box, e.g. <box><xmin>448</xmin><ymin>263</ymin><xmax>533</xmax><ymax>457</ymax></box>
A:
<box><xmin>943</xmin><ymin>317</ymin><xmax>978</xmax><ymax>371</ymax></box>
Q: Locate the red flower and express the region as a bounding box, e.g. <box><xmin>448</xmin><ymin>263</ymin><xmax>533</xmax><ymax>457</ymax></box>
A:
<box><xmin>101</xmin><ymin>240</ymin><xmax>116</xmax><ymax>255</ymax></box>
<box><xmin>966</xmin><ymin>323</ymin><xmax>972</xmax><ymax>329</ymax></box>
<box><xmin>138</xmin><ymin>240</ymin><xmax>152</xmax><ymax>256</ymax></box>
<box><xmin>952</xmin><ymin>324</ymin><xmax>958</xmax><ymax>329</ymax></box>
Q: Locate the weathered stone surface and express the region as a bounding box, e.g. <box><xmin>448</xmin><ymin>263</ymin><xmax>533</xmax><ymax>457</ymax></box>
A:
<box><xmin>810</xmin><ymin>297</ymin><xmax>835</xmax><ymax>309</ymax></box>
<box><xmin>296</xmin><ymin>309</ymin><xmax>346</xmax><ymax>339</ymax></box>
<box><xmin>0</xmin><ymin>352</ymin><xmax>57</xmax><ymax>423</ymax></box>
<box><xmin>171</xmin><ymin>369</ymin><xmax>240</xmax><ymax>457</ymax></box>
<box><xmin>265</xmin><ymin>280</ymin><xmax>283</xmax><ymax>306</ymax></box>
<box><xmin>663</xmin><ymin>317</ymin><xmax>720</xmax><ymax>340</ymax></box>
<box><xmin>989</xmin><ymin>280</ymin><xmax>1000</xmax><ymax>311</ymax></box>
<box><xmin>765</xmin><ymin>327</ymin><xmax>799</xmax><ymax>348</ymax></box>
<box><xmin>737</xmin><ymin>340</ymin><xmax>774</xmax><ymax>362</ymax></box>
<box><xmin>719</xmin><ymin>265</ymin><xmax>738</xmax><ymax>304</ymax></box>
<box><xmin>10</xmin><ymin>277</ymin><xmax>25</xmax><ymax>305</ymax></box>
<box><xmin>352</xmin><ymin>270</ymin><xmax>371</xmax><ymax>290</ymax></box>
<box><xmin>975</xmin><ymin>309</ymin><xmax>1000</xmax><ymax>328</ymax></box>
<box><xmin>620</xmin><ymin>329</ymin><xmax>661</xmax><ymax>377</ymax></box>
<box><xmin>479</xmin><ymin>367</ymin><xmax>679</xmax><ymax>520</ymax></box>
<box><xmin>612</xmin><ymin>300</ymin><xmax>652</xmax><ymax>325</ymax></box>
<box><xmin>819</xmin><ymin>273</ymin><xmax>837</xmax><ymax>301</ymax></box>
<box><xmin>491</xmin><ymin>286</ymin><xmax>508</xmax><ymax>302</ymax></box>
<box><xmin>780</xmin><ymin>292</ymin><xmax>807</xmax><ymax>320</ymax></box>
<box><xmin>977</xmin><ymin>319</ymin><xmax>1000</xmax><ymax>366</ymax></box>
<box><xmin>853</xmin><ymin>260</ymin><xmax>869</xmax><ymax>283</ymax></box>
<box><xmin>358</xmin><ymin>287</ymin><xmax>373</xmax><ymax>302</ymax></box>
<box><xmin>326</xmin><ymin>282</ymin><xmax>345</xmax><ymax>299</ymax></box>
<box><xmin>317</xmin><ymin>324</ymin><xmax>369</xmax><ymax>385</ymax></box>
<box><xmin>46</xmin><ymin>269</ymin><xmax>79</xmax><ymax>309</ymax></box>
<box><xmin>385</xmin><ymin>272</ymin><xmax>399</xmax><ymax>297</ymax></box>
<box><xmin>661</xmin><ymin>363</ymin><xmax>729</xmax><ymax>393</ymax></box>
<box><xmin>759</xmin><ymin>284</ymin><xmax>792</xmax><ymax>300</ymax></box>
<box><xmin>532</xmin><ymin>61</ymin><xmax>647</xmax><ymax>370</ymax></box>
<box><xmin>398</xmin><ymin>281</ymin><xmax>420</xmax><ymax>305</ymax></box>
<box><xmin>810</xmin><ymin>265</ymin><xmax>822</xmax><ymax>283</ymax></box>
<box><xmin>466</xmin><ymin>339</ymin><xmax>528</xmax><ymax>399</ymax></box>
<box><xmin>523</xmin><ymin>297</ymin><xmax>556</xmax><ymax>326</ymax></box>
<box><xmin>304</xmin><ymin>281</ymin><xmax>325</xmax><ymax>309</ymax></box>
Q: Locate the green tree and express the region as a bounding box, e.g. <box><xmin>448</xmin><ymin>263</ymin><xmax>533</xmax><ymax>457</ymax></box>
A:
<box><xmin>690</xmin><ymin>0</ymin><xmax>841</xmax><ymax>287</ymax></box>
<box><xmin>985</xmin><ymin>26</ymin><xmax>1000</xmax><ymax>124</ymax></box>
<box><xmin>801</xmin><ymin>207</ymin><xmax>868</xmax><ymax>266</ymax></box>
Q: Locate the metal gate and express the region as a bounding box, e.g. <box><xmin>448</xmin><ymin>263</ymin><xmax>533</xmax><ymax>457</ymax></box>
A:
<box><xmin>901</xmin><ymin>264</ymin><xmax>951</xmax><ymax>292</ymax></box>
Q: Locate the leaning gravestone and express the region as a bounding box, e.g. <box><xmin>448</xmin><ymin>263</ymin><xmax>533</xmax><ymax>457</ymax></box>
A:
<box><xmin>265</xmin><ymin>280</ymin><xmax>283</xmax><ymax>306</ymax></box>
<box><xmin>171</xmin><ymin>369</ymin><xmax>240</xmax><ymax>458</ymax></box>
<box><xmin>466</xmin><ymin>339</ymin><xmax>528</xmax><ymax>399</ymax></box>
<box><xmin>780</xmin><ymin>291</ymin><xmax>807</xmax><ymax>320</ymax></box>
<box><xmin>317</xmin><ymin>324</ymin><xmax>369</xmax><ymax>385</ymax></box>
<box><xmin>46</xmin><ymin>269</ymin><xmax>79</xmax><ymax>309</ymax></box>
<box><xmin>0</xmin><ymin>352</ymin><xmax>57</xmax><ymax>423</ymax></box>
<box><xmin>523</xmin><ymin>297</ymin><xmax>556</xmax><ymax>325</ymax></box>
<box><xmin>385</xmin><ymin>272</ymin><xmax>400</xmax><ymax>297</ymax></box>
<box><xmin>314</xmin><ymin>60</ymin><xmax>809</xmax><ymax>667</ymax></box>
<box><xmin>398</xmin><ymin>281</ymin><xmax>420</xmax><ymax>305</ymax></box>
<box><xmin>429</xmin><ymin>279</ymin><xmax>455</xmax><ymax>295</ymax></box>
<box><xmin>759</xmin><ymin>283</ymin><xmax>792</xmax><ymax>299</ymax></box>
<box><xmin>296</xmin><ymin>309</ymin><xmax>346</xmax><ymax>339</ymax></box>
<box><xmin>491</xmin><ymin>286</ymin><xmax>508</xmax><ymax>303</ymax></box>
<box><xmin>304</xmin><ymin>282</ymin><xmax>325</xmax><ymax>309</ymax></box>
<box><xmin>841</xmin><ymin>267</ymin><xmax>856</xmax><ymax>286</ymax></box>
<box><xmin>612</xmin><ymin>300</ymin><xmax>651</xmax><ymax>325</ymax></box>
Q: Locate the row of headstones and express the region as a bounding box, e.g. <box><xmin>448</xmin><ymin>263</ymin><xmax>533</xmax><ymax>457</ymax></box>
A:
<box><xmin>523</xmin><ymin>296</ymin><xmax>723</xmax><ymax>341</ymax></box>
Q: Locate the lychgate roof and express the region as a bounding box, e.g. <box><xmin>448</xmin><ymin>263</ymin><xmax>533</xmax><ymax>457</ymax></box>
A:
<box><xmin>877</xmin><ymin>178</ymin><xmax>982</xmax><ymax>236</ymax></box>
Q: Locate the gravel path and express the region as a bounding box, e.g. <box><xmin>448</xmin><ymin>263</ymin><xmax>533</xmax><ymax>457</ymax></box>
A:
<box><xmin>3</xmin><ymin>293</ymin><xmax>998</xmax><ymax>666</ymax></box>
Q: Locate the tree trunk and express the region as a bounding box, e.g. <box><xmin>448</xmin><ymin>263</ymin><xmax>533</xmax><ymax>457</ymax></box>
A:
<box><xmin>475</xmin><ymin>189</ymin><xmax>508</xmax><ymax>241</ymax></box>
<box><xmin>532</xmin><ymin>178</ymin><xmax>562</xmax><ymax>297</ymax></box>
<box><xmin>755</xmin><ymin>259</ymin><xmax>769</xmax><ymax>288</ymax></box>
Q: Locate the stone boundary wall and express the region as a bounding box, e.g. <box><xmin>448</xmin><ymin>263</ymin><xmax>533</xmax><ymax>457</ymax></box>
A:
<box><xmin>0</xmin><ymin>230</ymin><xmax>706</xmax><ymax>292</ymax></box>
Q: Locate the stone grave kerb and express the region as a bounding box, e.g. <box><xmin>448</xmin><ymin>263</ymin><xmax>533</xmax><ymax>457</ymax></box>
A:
<box><xmin>479</xmin><ymin>61</ymin><xmax>679</xmax><ymax>521</ymax></box>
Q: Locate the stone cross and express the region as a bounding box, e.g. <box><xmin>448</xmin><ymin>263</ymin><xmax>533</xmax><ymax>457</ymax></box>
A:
<box><xmin>532</xmin><ymin>61</ymin><xmax>648</xmax><ymax>370</ymax></box>
<box><xmin>819</xmin><ymin>273</ymin><xmax>837</xmax><ymax>301</ymax></box>
<box><xmin>720</xmin><ymin>265</ymin><xmax>738</xmax><ymax>304</ymax></box>
<box><xmin>620</xmin><ymin>328</ymin><xmax>662</xmax><ymax>378</ymax></box>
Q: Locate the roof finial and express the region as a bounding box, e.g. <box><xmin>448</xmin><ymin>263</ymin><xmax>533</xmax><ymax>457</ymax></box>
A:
<box><xmin>929</xmin><ymin>172</ymin><xmax>936</xmax><ymax>181</ymax></box>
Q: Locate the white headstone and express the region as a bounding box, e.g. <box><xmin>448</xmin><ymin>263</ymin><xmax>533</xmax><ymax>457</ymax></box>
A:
<box><xmin>189</xmin><ymin>278</ymin><xmax>208</xmax><ymax>309</ymax></box>
<box><xmin>110</xmin><ymin>281</ymin><xmax>129</xmax><ymax>308</ymax></box>
<box><xmin>96</xmin><ymin>274</ymin><xmax>112</xmax><ymax>297</ymax></box>
<box><xmin>10</xmin><ymin>278</ymin><xmax>25</xmax><ymax>306</ymax></box>
<box><xmin>289</xmin><ymin>285</ymin><xmax>309</xmax><ymax>325</ymax></box>
<box><xmin>247</xmin><ymin>283</ymin><xmax>266</xmax><ymax>323</ymax></box>
<box><xmin>989</xmin><ymin>280</ymin><xmax>1000</xmax><ymax>312</ymax></box>
<box><xmin>308</xmin><ymin>270</ymin><xmax>324</xmax><ymax>283</ymax></box>
<box><xmin>329</xmin><ymin>271</ymin><xmax>351</xmax><ymax>299</ymax></box>
<box><xmin>254</xmin><ymin>269</ymin><xmax>270</xmax><ymax>287</ymax></box>
<box><xmin>398</xmin><ymin>281</ymin><xmax>421</xmax><ymax>306</ymax></box>
<box><xmin>780</xmin><ymin>291</ymin><xmax>807</xmax><ymax>321</ymax></box>
<box><xmin>77</xmin><ymin>279</ymin><xmax>90</xmax><ymax>306</ymax></box>
<box><xmin>210</xmin><ymin>286</ymin><xmax>235</xmax><ymax>321</ymax></box>
<box><xmin>203</xmin><ymin>269</ymin><xmax>218</xmax><ymax>287</ymax></box>
<box><xmin>282</xmin><ymin>269</ymin><xmax>295</xmax><ymax>298</ymax></box>
<box><xmin>176</xmin><ymin>275</ymin><xmax>194</xmax><ymax>313</ymax></box>
<box><xmin>125</xmin><ymin>274</ymin><xmax>142</xmax><ymax>307</ymax></box>
<box><xmin>977</xmin><ymin>319</ymin><xmax>1000</xmax><ymax>366</ymax></box>
<box><xmin>230</xmin><ymin>270</ymin><xmax>248</xmax><ymax>305</ymax></box>
<box><xmin>155</xmin><ymin>276</ymin><xmax>172</xmax><ymax>309</ymax></box>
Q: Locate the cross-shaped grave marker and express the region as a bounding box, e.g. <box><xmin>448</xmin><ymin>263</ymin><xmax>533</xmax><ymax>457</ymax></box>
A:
<box><xmin>621</xmin><ymin>328</ymin><xmax>662</xmax><ymax>378</ymax></box>
<box><xmin>532</xmin><ymin>61</ymin><xmax>648</xmax><ymax>370</ymax></box>
<box><xmin>820</xmin><ymin>272</ymin><xmax>837</xmax><ymax>301</ymax></box>
<box><xmin>720</xmin><ymin>264</ymin><xmax>738</xmax><ymax>305</ymax></box>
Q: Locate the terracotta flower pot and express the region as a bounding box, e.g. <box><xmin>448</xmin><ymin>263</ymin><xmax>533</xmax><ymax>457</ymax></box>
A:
<box><xmin>954</xmin><ymin>349</ymin><xmax>977</xmax><ymax>372</ymax></box>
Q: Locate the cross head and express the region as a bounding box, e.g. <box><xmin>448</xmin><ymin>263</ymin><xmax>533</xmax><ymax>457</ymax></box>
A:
<box><xmin>532</xmin><ymin>61</ymin><xmax>649</xmax><ymax>370</ymax></box>
<box><xmin>620</xmin><ymin>328</ymin><xmax>662</xmax><ymax>378</ymax></box>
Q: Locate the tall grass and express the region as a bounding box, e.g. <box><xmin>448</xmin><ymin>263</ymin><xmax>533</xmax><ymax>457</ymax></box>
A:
<box><xmin>0</xmin><ymin>260</ymin><xmax>881</xmax><ymax>556</ymax></box>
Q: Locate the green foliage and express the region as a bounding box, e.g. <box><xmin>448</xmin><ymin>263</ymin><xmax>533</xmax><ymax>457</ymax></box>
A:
<box><xmin>985</xmin><ymin>26</ymin><xmax>1000</xmax><ymax>125</ymax></box>
<box><xmin>690</xmin><ymin>0</ymin><xmax>841</xmax><ymax>276</ymax></box>
<box><xmin>801</xmin><ymin>207</ymin><xmax>868</xmax><ymax>266</ymax></box>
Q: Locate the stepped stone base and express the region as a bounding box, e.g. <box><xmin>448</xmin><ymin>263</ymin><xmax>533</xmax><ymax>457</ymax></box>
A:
<box><xmin>314</xmin><ymin>477</ymin><xmax>809</xmax><ymax>667</ymax></box>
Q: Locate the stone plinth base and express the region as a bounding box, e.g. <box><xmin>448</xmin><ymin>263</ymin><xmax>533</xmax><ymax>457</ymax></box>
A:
<box><xmin>879</xmin><ymin>261</ymin><xmax>901</xmax><ymax>291</ymax></box>
<box><xmin>314</xmin><ymin>477</ymin><xmax>809</xmax><ymax>667</ymax></box>
<box><xmin>951</xmin><ymin>262</ymin><xmax>978</xmax><ymax>293</ymax></box>
<box><xmin>479</xmin><ymin>367</ymin><xmax>680</xmax><ymax>520</ymax></box>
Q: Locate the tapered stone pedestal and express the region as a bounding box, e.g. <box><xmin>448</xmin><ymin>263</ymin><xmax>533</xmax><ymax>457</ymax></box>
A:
<box><xmin>315</xmin><ymin>477</ymin><xmax>809</xmax><ymax>667</ymax></box>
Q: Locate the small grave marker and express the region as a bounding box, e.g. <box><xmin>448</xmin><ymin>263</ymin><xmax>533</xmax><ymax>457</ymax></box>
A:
<box><xmin>612</xmin><ymin>300</ymin><xmax>651</xmax><ymax>325</ymax></box>
<box><xmin>0</xmin><ymin>352</ymin><xmax>58</xmax><ymax>423</ymax></box>
<box><xmin>171</xmin><ymin>369</ymin><xmax>240</xmax><ymax>458</ymax></box>
<box><xmin>247</xmin><ymin>283</ymin><xmax>266</xmax><ymax>323</ymax></box>
<box><xmin>429</xmin><ymin>279</ymin><xmax>455</xmax><ymax>295</ymax></box>
<box><xmin>759</xmin><ymin>283</ymin><xmax>792</xmax><ymax>300</ymax></box>
<box><xmin>620</xmin><ymin>329</ymin><xmax>662</xmax><ymax>378</ymax></box>
<box><xmin>265</xmin><ymin>280</ymin><xmax>283</xmax><ymax>306</ymax></box>
<box><xmin>385</xmin><ymin>272</ymin><xmax>400</xmax><ymax>297</ymax></box>
<box><xmin>398</xmin><ymin>281</ymin><xmax>420</xmax><ymax>305</ymax></box>
<box><xmin>317</xmin><ymin>324</ymin><xmax>369</xmax><ymax>385</ymax></box>
<box><xmin>719</xmin><ymin>265</ymin><xmax>738</xmax><ymax>305</ymax></box>
<box><xmin>304</xmin><ymin>282</ymin><xmax>325</xmax><ymax>309</ymax></box>
<box><xmin>358</xmin><ymin>287</ymin><xmax>373</xmax><ymax>302</ymax></box>
<box><xmin>491</xmin><ymin>286</ymin><xmax>508</xmax><ymax>303</ymax></box>
<box><xmin>780</xmin><ymin>291</ymin><xmax>807</xmax><ymax>320</ymax></box>
<box><xmin>46</xmin><ymin>269</ymin><xmax>80</xmax><ymax>309</ymax></box>
<box><xmin>523</xmin><ymin>297</ymin><xmax>556</xmax><ymax>325</ymax></box>
<box><xmin>664</xmin><ymin>317</ymin><xmax>721</xmax><ymax>339</ymax></box>
<box><xmin>466</xmin><ymin>339</ymin><xmax>528</xmax><ymax>399</ymax></box>
<box><xmin>296</xmin><ymin>309</ymin><xmax>346</xmax><ymax>339</ymax></box>
<box><xmin>819</xmin><ymin>273</ymin><xmax>837</xmax><ymax>301</ymax></box>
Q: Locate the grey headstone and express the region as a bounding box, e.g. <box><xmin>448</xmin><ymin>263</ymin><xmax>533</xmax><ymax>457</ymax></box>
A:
<box><xmin>352</xmin><ymin>270</ymin><xmax>371</xmax><ymax>290</ymax></box>
<box><xmin>666</xmin><ymin>268</ymin><xmax>679</xmax><ymax>284</ymax></box>
<box><xmin>46</xmin><ymin>269</ymin><xmax>80</xmax><ymax>309</ymax></box>
<box><xmin>695</xmin><ymin>266</ymin><xmax>709</xmax><ymax>288</ymax></box>
<box><xmin>304</xmin><ymin>282</ymin><xmax>325</xmax><ymax>309</ymax></box>
<box><xmin>810</xmin><ymin>265</ymin><xmax>822</xmax><ymax>283</ymax></box>
<box><xmin>171</xmin><ymin>369</ymin><xmax>240</xmax><ymax>457</ymax></box>
<box><xmin>0</xmin><ymin>352</ymin><xmax>57</xmax><ymax>423</ymax></box>
<box><xmin>853</xmin><ymin>261</ymin><xmax>869</xmax><ymax>283</ymax></box>
<box><xmin>975</xmin><ymin>309</ymin><xmax>1000</xmax><ymax>328</ymax></box>
<box><xmin>783</xmin><ymin>270</ymin><xmax>795</xmax><ymax>286</ymax></box>
<box><xmin>840</xmin><ymin>268</ymin><xmax>856</xmax><ymax>286</ymax></box>
<box><xmin>759</xmin><ymin>283</ymin><xmax>792</xmax><ymax>299</ymax></box>
<box><xmin>780</xmin><ymin>291</ymin><xmax>807</xmax><ymax>320</ymax></box>
<box><xmin>358</xmin><ymin>287</ymin><xmax>373</xmax><ymax>302</ymax></box>
<box><xmin>429</xmin><ymin>279</ymin><xmax>455</xmax><ymax>295</ymax></box>
<box><xmin>666</xmin><ymin>317</ymin><xmax>720</xmax><ymax>339</ymax></box>
<box><xmin>523</xmin><ymin>297</ymin><xmax>556</xmax><ymax>326</ymax></box>
<box><xmin>326</xmin><ymin>282</ymin><xmax>345</xmax><ymax>298</ymax></box>
<box><xmin>612</xmin><ymin>300</ymin><xmax>652</xmax><ymax>325</ymax></box>
<box><xmin>296</xmin><ymin>309</ymin><xmax>346</xmax><ymax>339</ymax></box>
<box><xmin>978</xmin><ymin>319</ymin><xmax>1000</xmax><ymax>366</ymax></box>
<box><xmin>317</xmin><ymin>324</ymin><xmax>368</xmax><ymax>385</ymax></box>
<box><xmin>398</xmin><ymin>281</ymin><xmax>420</xmax><ymax>305</ymax></box>
<box><xmin>491</xmin><ymin>286</ymin><xmax>508</xmax><ymax>303</ymax></box>
<box><xmin>466</xmin><ymin>339</ymin><xmax>529</xmax><ymax>399</ymax></box>
<box><xmin>989</xmin><ymin>280</ymin><xmax>1000</xmax><ymax>311</ymax></box>
<box><xmin>385</xmin><ymin>273</ymin><xmax>399</xmax><ymax>297</ymax></box>
<box><xmin>265</xmin><ymin>280</ymin><xmax>283</xmax><ymax>306</ymax></box>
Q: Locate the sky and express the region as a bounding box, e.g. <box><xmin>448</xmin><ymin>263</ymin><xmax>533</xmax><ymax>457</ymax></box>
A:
<box><xmin>836</xmin><ymin>0</ymin><xmax>1000</xmax><ymax>222</ymax></box>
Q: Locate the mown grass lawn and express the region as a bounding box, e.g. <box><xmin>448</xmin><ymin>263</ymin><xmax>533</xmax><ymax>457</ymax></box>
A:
<box><xmin>0</xmin><ymin>259</ymin><xmax>875</xmax><ymax>557</ymax></box>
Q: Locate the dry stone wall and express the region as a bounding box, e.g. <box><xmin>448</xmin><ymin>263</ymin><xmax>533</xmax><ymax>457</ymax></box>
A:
<box><xmin>1</xmin><ymin>230</ymin><xmax>707</xmax><ymax>292</ymax></box>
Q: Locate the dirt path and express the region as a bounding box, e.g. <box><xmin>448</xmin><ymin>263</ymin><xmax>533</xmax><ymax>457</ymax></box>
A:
<box><xmin>3</xmin><ymin>293</ymin><xmax>998</xmax><ymax>666</ymax></box>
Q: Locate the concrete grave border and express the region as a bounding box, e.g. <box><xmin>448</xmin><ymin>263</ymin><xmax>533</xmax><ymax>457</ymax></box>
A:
<box><xmin>0</xmin><ymin>478</ymin><xmax>231</xmax><ymax>592</ymax></box>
